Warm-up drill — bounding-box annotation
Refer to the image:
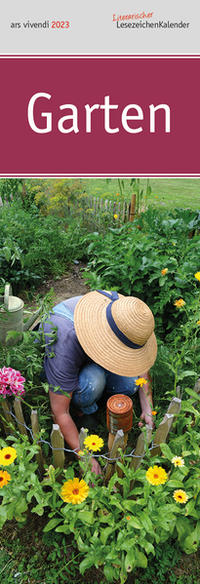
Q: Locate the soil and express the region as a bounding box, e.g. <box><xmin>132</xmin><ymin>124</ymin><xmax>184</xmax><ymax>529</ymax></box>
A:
<box><xmin>36</xmin><ymin>262</ymin><xmax>90</xmax><ymax>304</ymax></box>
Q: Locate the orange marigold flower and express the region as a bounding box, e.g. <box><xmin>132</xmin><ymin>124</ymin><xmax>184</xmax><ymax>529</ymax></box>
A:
<box><xmin>60</xmin><ymin>478</ymin><xmax>89</xmax><ymax>504</ymax></box>
<box><xmin>174</xmin><ymin>298</ymin><xmax>185</xmax><ymax>309</ymax></box>
<box><xmin>161</xmin><ymin>268</ymin><xmax>168</xmax><ymax>276</ymax></box>
<box><xmin>173</xmin><ymin>489</ymin><xmax>188</xmax><ymax>504</ymax></box>
<box><xmin>0</xmin><ymin>470</ymin><xmax>11</xmax><ymax>488</ymax></box>
<box><xmin>0</xmin><ymin>447</ymin><xmax>17</xmax><ymax>466</ymax></box>
<box><xmin>146</xmin><ymin>465</ymin><xmax>168</xmax><ymax>486</ymax></box>
<box><xmin>126</xmin><ymin>516</ymin><xmax>131</xmax><ymax>520</ymax></box>
<box><xmin>152</xmin><ymin>410</ymin><xmax>157</xmax><ymax>416</ymax></box>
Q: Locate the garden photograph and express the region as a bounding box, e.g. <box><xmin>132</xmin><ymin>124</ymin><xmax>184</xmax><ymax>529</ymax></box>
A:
<box><xmin>0</xmin><ymin>177</ymin><xmax>200</xmax><ymax>584</ymax></box>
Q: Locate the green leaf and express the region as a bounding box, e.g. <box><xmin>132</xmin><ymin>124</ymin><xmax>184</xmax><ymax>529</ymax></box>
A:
<box><xmin>100</xmin><ymin>526</ymin><xmax>114</xmax><ymax>545</ymax></box>
<box><xmin>123</xmin><ymin>500</ymin><xmax>137</xmax><ymax>513</ymax></box>
<box><xmin>135</xmin><ymin>550</ymin><xmax>148</xmax><ymax>568</ymax></box>
<box><xmin>178</xmin><ymin>370</ymin><xmax>197</xmax><ymax>379</ymax></box>
<box><xmin>181</xmin><ymin>402</ymin><xmax>200</xmax><ymax>416</ymax></box>
<box><xmin>56</xmin><ymin>525</ymin><xmax>70</xmax><ymax>534</ymax></box>
<box><xmin>139</xmin><ymin>513</ymin><xmax>153</xmax><ymax>533</ymax></box>
<box><xmin>43</xmin><ymin>518</ymin><xmax>63</xmax><ymax>532</ymax></box>
<box><xmin>31</xmin><ymin>504</ymin><xmax>44</xmax><ymax>516</ymax></box>
<box><xmin>76</xmin><ymin>535</ymin><xmax>89</xmax><ymax>553</ymax></box>
<box><xmin>79</xmin><ymin>555</ymin><xmax>95</xmax><ymax>574</ymax></box>
<box><xmin>0</xmin><ymin>505</ymin><xmax>7</xmax><ymax>529</ymax></box>
<box><xmin>79</xmin><ymin>510</ymin><xmax>94</xmax><ymax>524</ymax></box>
<box><xmin>3</xmin><ymin>246</ymin><xmax>11</xmax><ymax>262</ymax></box>
<box><xmin>159</xmin><ymin>443</ymin><xmax>173</xmax><ymax>460</ymax></box>
<box><xmin>15</xmin><ymin>498</ymin><xmax>28</xmax><ymax>516</ymax></box>
<box><xmin>128</xmin><ymin>517</ymin><xmax>142</xmax><ymax>530</ymax></box>
<box><xmin>185</xmin><ymin>387</ymin><xmax>200</xmax><ymax>402</ymax></box>
<box><xmin>182</xmin><ymin>522</ymin><xmax>200</xmax><ymax>554</ymax></box>
<box><xmin>176</xmin><ymin>516</ymin><xmax>192</xmax><ymax>542</ymax></box>
<box><xmin>104</xmin><ymin>565</ymin><xmax>117</xmax><ymax>582</ymax></box>
<box><xmin>125</xmin><ymin>548</ymin><xmax>136</xmax><ymax>572</ymax></box>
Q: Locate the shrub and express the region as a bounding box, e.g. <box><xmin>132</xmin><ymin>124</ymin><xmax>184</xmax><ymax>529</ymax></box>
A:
<box><xmin>0</xmin><ymin>202</ymin><xmax>86</xmax><ymax>292</ymax></box>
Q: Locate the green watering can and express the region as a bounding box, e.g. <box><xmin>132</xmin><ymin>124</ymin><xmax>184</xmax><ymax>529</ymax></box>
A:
<box><xmin>0</xmin><ymin>284</ymin><xmax>42</xmax><ymax>346</ymax></box>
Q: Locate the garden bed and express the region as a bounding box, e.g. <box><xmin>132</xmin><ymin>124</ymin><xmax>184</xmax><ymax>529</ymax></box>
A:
<box><xmin>0</xmin><ymin>516</ymin><xmax>199</xmax><ymax>584</ymax></box>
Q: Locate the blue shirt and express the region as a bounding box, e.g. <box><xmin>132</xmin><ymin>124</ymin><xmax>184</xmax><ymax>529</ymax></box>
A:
<box><xmin>42</xmin><ymin>296</ymin><xmax>89</xmax><ymax>394</ymax></box>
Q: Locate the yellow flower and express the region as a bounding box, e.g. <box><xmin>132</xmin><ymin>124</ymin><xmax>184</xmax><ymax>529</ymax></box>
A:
<box><xmin>0</xmin><ymin>447</ymin><xmax>17</xmax><ymax>466</ymax></box>
<box><xmin>173</xmin><ymin>489</ymin><xmax>188</xmax><ymax>504</ymax></box>
<box><xmin>194</xmin><ymin>272</ymin><xmax>200</xmax><ymax>282</ymax></box>
<box><xmin>197</xmin><ymin>320</ymin><xmax>200</xmax><ymax>325</ymax></box>
<box><xmin>174</xmin><ymin>299</ymin><xmax>185</xmax><ymax>309</ymax></box>
<box><xmin>146</xmin><ymin>465</ymin><xmax>168</xmax><ymax>486</ymax></box>
<box><xmin>113</xmin><ymin>214</ymin><xmax>118</xmax><ymax>220</ymax></box>
<box><xmin>60</xmin><ymin>478</ymin><xmax>89</xmax><ymax>504</ymax></box>
<box><xmin>152</xmin><ymin>410</ymin><xmax>157</xmax><ymax>416</ymax></box>
<box><xmin>126</xmin><ymin>516</ymin><xmax>131</xmax><ymax>520</ymax></box>
<box><xmin>135</xmin><ymin>377</ymin><xmax>147</xmax><ymax>388</ymax></box>
<box><xmin>84</xmin><ymin>434</ymin><xmax>104</xmax><ymax>452</ymax></box>
<box><xmin>161</xmin><ymin>268</ymin><xmax>168</xmax><ymax>276</ymax></box>
<box><xmin>0</xmin><ymin>470</ymin><xmax>11</xmax><ymax>488</ymax></box>
<box><xmin>172</xmin><ymin>456</ymin><xmax>185</xmax><ymax>467</ymax></box>
<box><xmin>77</xmin><ymin>450</ymin><xmax>84</xmax><ymax>457</ymax></box>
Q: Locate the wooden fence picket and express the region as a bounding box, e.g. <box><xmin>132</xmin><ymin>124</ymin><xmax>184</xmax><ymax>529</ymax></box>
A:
<box><xmin>0</xmin><ymin>392</ymin><xmax>183</xmax><ymax>479</ymax></box>
<box><xmin>14</xmin><ymin>397</ymin><xmax>28</xmax><ymax>437</ymax></box>
<box><xmin>31</xmin><ymin>409</ymin><xmax>45</xmax><ymax>471</ymax></box>
<box><xmin>50</xmin><ymin>424</ymin><xmax>65</xmax><ymax>469</ymax></box>
<box><xmin>104</xmin><ymin>429</ymin><xmax>127</xmax><ymax>483</ymax></box>
<box><xmin>150</xmin><ymin>396</ymin><xmax>181</xmax><ymax>457</ymax></box>
<box><xmin>79</xmin><ymin>427</ymin><xmax>88</xmax><ymax>450</ymax></box>
<box><xmin>130</xmin><ymin>425</ymin><xmax>153</xmax><ymax>473</ymax></box>
<box><xmin>0</xmin><ymin>398</ymin><xmax>14</xmax><ymax>434</ymax></box>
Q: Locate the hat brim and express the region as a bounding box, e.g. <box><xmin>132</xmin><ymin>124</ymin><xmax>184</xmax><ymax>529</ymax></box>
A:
<box><xmin>74</xmin><ymin>291</ymin><xmax>157</xmax><ymax>377</ymax></box>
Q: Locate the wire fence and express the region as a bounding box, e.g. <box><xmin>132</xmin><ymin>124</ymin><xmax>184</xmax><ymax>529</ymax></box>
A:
<box><xmin>0</xmin><ymin>396</ymin><xmax>182</xmax><ymax>467</ymax></box>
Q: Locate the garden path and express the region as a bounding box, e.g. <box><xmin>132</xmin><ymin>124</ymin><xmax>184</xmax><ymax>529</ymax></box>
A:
<box><xmin>23</xmin><ymin>262</ymin><xmax>89</xmax><ymax>310</ymax></box>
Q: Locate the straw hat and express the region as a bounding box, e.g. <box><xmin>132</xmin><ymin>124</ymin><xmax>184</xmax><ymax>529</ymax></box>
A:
<box><xmin>74</xmin><ymin>290</ymin><xmax>157</xmax><ymax>376</ymax></box>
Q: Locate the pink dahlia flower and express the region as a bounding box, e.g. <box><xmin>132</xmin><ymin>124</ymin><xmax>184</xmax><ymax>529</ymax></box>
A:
<box><xmin>0</xmin><ymin>367</ymin><xmax>26</xmax><ymax>398</ymax></box>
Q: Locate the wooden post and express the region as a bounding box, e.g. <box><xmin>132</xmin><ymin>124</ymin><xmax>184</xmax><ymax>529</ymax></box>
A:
<box><xmin>50</xmin><ymin>424</ymin><xmax>65</xmax><ymax>469</ymax></box>
<box><xmin>31</xmin><ymin>409</ymin><xmax>45</xmax><ymax>472</ymax></box>
<box><xmin>13</xmin><ymin>397</ymin><xmax>28</xmax><ymax>437</ymax></box>
<box><xmin>130</xmin><ymin>425</ymin><xmax>153</xmax><ymax>472</ymax></box>
<box><xmin>150</xmin><ymin>397</ymin><xmax>181</xmax><ymax>457</ymax></box>
<box><xmin>0</xmin><ymin>398</ymin><xmax>14</xmax><ymax>434</ymax></box>
<box><xmin>129</xmin><ymin>194</ymin><xmax>136</xmax><ymax>222</ymax></box>
<box><xmin>104</xmin><ymin>429</ymin><xmax>126</xmax><ymax>483</ymax></box>
<box><xmin>79</xmin><ymin>427</ymin><xmax>88</xmax><ymax>450</ymax></box>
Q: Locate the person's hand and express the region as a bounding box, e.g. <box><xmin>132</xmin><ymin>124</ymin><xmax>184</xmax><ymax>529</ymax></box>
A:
<box><xmin>91</xmin><ymin>457</ymin><xmax>102</xmax><ymax>475</ymax></box>
<box><xmin>138</xmin><ymin>411</ymin><xmax>154</xmax><ymax>429</ymax></box>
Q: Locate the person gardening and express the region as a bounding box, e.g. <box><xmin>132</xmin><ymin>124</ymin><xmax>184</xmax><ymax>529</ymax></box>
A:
<box><xmin>42</xmin><ymin>290</ymin><xmax>157</xmax><ymax>475</ymax></box>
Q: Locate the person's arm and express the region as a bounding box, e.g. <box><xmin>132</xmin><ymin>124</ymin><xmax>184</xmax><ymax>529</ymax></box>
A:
<box><xmin>138</xmin><ymin>371</ymin><xmax>154</xmax><ymax>428</ymax></box>
<box><xmin>49</xmin><ymin>391</ymin><xmax>101</xmax><ymax>474</ymax></box>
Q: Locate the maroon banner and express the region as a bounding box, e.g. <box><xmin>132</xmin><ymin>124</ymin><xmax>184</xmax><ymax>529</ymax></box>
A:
<box><xmin>0</xmin><ymin>56</ymin><xmax>199</xmax><ymax>176</ymax></box>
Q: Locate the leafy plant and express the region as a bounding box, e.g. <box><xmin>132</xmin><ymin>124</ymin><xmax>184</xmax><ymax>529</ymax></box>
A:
<box><xmin>0</xmin><ymin>201</ymin><xmax>86</xmax><ymax>291</ymax></box>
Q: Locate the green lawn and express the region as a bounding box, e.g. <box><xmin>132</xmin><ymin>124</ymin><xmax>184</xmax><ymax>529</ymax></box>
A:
<box><xmin>84</xmin><ymin>179</ymin><xmax>200</xmax><ymax>210</ymax></box>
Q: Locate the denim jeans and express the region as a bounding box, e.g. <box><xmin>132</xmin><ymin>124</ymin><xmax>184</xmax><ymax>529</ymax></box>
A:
<box><xmin>72</xmin><ymin>362</ymin><xmax>139</xmax><ymax>414</ymax></box>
